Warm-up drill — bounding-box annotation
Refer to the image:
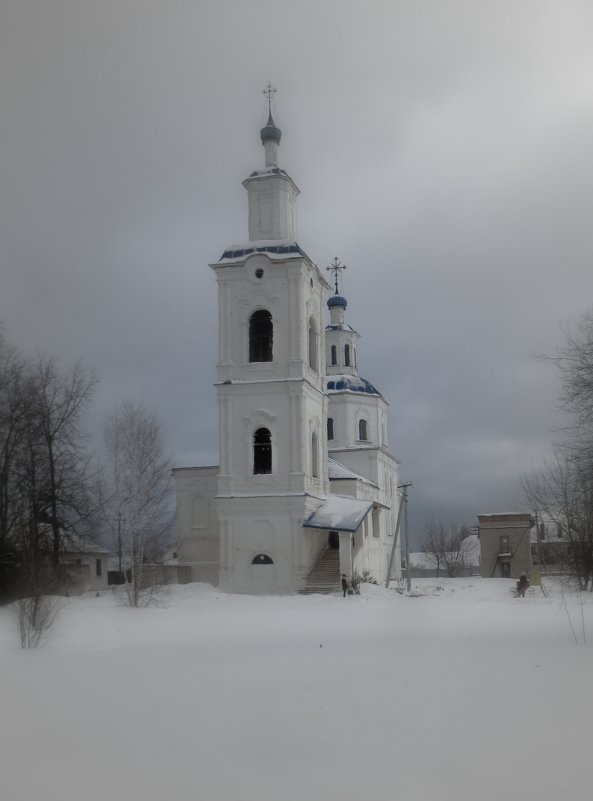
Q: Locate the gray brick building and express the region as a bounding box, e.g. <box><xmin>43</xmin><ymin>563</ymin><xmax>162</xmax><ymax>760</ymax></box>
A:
<box><xmin>478</xmin><ymin>513</ymin><xmax>533</xmax><ymax>579</ymax></box>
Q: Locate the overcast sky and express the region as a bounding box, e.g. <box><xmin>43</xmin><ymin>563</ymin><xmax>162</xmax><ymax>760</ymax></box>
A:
<box><xmin>2</xmin><ymin>1</ymin><xmax>593</xmax><ymax>545</ymax></box>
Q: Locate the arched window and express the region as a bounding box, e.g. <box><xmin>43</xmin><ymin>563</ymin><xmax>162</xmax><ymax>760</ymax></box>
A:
<box><xmin>311</xmin><ymin>431</ymin><xmax>319</xmax><ymax>477</ymax></box>
<box><xmin>308</xmin><ymin>317</ymin><xmax>318</xmax><ymax>371</ymax></box>
<box><xmin>251</xmin><ymin>554</ymin><xmax>274</xmax><ymax>564</ymax></box>
<box><xmin>253</xmin><ymin>428</ymin><xmax>272</xmax><ymax>474</ymax></box>
<box><xmin>344</xmin><ymin>344</ymin><xmax>351</xmax><ymax>367</ymax></box>
<box><xmin>327</xmin><ymin>417</ymin><xmax>334</xmax><ymax>440</ymax></box>
<box><xmin>358</xmin><ymin>419</ymin><xmax>367</xmax><ymax>441</ymax></box>
<box><xmin>249</xmin><ymin>310</ymin><xmax>273</xmax><ymax>362</ymax></box>
<box><xmin>331</xmin><ymin>345</ymin><xmax>337</xmax><ymax>365</ymax></box>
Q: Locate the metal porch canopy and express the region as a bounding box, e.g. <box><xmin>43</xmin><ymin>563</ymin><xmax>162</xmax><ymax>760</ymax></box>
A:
<box><xmin>303</xmin><ymin>495</ymin><xmax>386</xmax><ymax>533</ymax></box>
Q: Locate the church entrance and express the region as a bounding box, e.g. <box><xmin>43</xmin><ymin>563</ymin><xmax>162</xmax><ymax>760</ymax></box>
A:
<box><xmin>328</xmin><ymin>531</ymin><xmax>339</xmax><ymax>550</ymax></box>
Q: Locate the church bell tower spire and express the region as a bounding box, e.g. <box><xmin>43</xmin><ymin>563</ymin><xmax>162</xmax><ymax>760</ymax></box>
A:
<box><xmin>260</xmin><ymin>82</ymin><xmax>282</xmax><ymax>168</ymax></box>
<box><xmin>242</xmin><ymin>84</ymin><xmax>300</xmax><ymax>242</ymax></box>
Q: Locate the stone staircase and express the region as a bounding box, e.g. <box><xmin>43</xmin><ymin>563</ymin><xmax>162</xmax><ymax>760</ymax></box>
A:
<box><xmin>300</xmin><ymin>547</ymin><xmax>341</xmax><ymax>595</ymax></box>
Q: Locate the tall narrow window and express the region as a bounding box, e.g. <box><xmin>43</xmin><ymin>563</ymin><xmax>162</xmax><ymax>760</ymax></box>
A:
<box><xmin>308</xmin><ymin>317</ymin><xmax>318</xmax><ymax>371</ymax></box>
<box><xmin>358</xmin><ymin>419</ymin><xmax>367</xmax><ymax>441</ymax></box>
<box><xmin>249</xmin><ymin>310</ymin><xmax>273</xmax><ymax>362</ymax></box>
<box><xmin>327</xmin><ymin>417</ymin><xmax>334</xmax><ymax>440</ymax></box>
<box><xmin>253</xmin><ymin>428</ymin><xmax>272</xmax><ymax>474</ymax></box>
<box><xmin>331</xmin><ymin>345</ymin><xmax>337</xmax><ymax>365</ymax></box>
<box><xmin>344</xmin><ymin>344</ymin><xmax>351</xmax><ymax>367</ymax></box>
<box><xmin>311</xmin><ymin>432</ymin><xmax>319</xmax><ymax>477</ymax></box>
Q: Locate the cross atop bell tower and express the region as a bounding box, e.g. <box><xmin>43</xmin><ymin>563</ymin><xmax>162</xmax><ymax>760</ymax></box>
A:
<box><xmin>263</xmin><ymin>82</ymin><xmax>277</xmax><ymax>113</ymax></box>
<box><xmin>260</xmin><ymin>83</ymin><xmax>282</xmax><ymax>168</ymax></box>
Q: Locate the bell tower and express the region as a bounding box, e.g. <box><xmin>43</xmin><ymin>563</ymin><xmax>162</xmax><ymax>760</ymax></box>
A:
<box><xmin>211</xmin><ymin>87</ymin><xmax>331</xmax><ymax>593</ymax></box>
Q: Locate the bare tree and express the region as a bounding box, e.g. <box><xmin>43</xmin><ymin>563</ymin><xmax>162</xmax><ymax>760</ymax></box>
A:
<box><xmin>0</xmin><ymin>330</ymin><xmax>25</xmax><ymax>553</ymax></box>
<box><xmin>28</xmin><ymin>355</ymin><xmax>98</xmax><ymax>563</ymax></box>
<box><xmin>0</xmin><ymin>340</ymin><xmax>99</xmax><ymax>612</ymax></box>
<box><xmin>104</xmin><ymin>403</ymin><xmax>174</xmax><ymax>606</ymax></box>
<box><xmin>554</xmin><ymin>310</ymin><xmax>593</xmax><ymax>441</ymax></box>
<box><xmin>524</xmin><ymin>449</ymin><xmax>593</xmax><ymax>590</ymax></box>
<box><xmin>526</xmin><ymin>310</ymin><xmax>593</xmax><ymax>590</ymax></box>
<box><xmin>12</xmin><ymin>562</ymin><xmax>62</xmax><ymax>648</ymax></box>
<box><xmin>422</xmin><ymin>522</ymin><xmax>472</xmax><ymax>577</ymax></box>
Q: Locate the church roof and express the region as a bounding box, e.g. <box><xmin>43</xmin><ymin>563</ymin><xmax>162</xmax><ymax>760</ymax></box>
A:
<box><xmin>303</xmin><ymin>495</ymin><xmax>374</xmax><ymax>532</ymax></box>
<box><xmin>326</xmin><ymin>323</ymin><xmax>358</xmax><ymax>333</ymax></box>
<box><xmin>218</xmin><ymin>239</ymin><xmax>310</xmax><ymax>262</ymax></box>
<box><xmin>328</xmin><ymin>457</ymin><xmax>376</xmax><ymax>486</ymax></box>
<box><xmin>327</xmin><ymin>294</ymin><xmax>347</xmax><ymax>309</ymax></box>
<box><xmin>326</xmin><ymin>375</ymin><xmax>381</xmax><ymax>396</ymax></box>
<box><xmin>248</xmin><ymin>167</ymin><xmax>289</xmax><ymax>178</ymax></box>
<box><xmin>260</xmin><ymin>108</ymin><xmax>282</xmax><ymax>145</ymax></box>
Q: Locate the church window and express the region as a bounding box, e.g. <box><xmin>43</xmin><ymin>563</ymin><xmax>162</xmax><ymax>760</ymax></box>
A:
<box><xmin>312</xmin><ymin>431</ymin><xmax>319</xmax><ymax>477</ymax></box>
<box><xmin>331</xmin><ymin>345</ymin><xmax>337</xmax><ymax>365</ymax></box>
<box><xmin>372</xmin><ymin>508</ymin><xmax>380</xmax><ymax>538</ymax></box>
<box><xmin>308</xmin><ymin>317</ymin><xmax>318</xmax><ymax>371</ymax></box>
<box><xmin>96</xmin><ymin>559</ymin><xmax>102</xmax><ymax>576</ymax></box>
<box><xmin>253</xmin><ymin>428</ymin><xmax>272</xmax><ymax>474</ymax></box>
<box><xmin>327</xmin><ymin>417</ymin><xmax>334</xmax><ymax>440</ymax></box>
<box><xmin>252</xmin><ymin>554</ymin><xmax>274</xmax><ymax>564</ymax></box>
<box><xmin>358</xmin><ymin>419</ymin><xmax>367</xmax><ymax>441</ymax></box>
<box><xmin>344</xmin><ymin>344</ymin><xmax>351</xmax><ymax>367</ymax></box>
<box><xmin>249</xmin><ymin>310</ymin><xmax>273</xmax><ymax>362</ymax></box>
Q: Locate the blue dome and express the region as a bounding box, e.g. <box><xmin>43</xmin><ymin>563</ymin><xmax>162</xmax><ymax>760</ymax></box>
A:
<box><xmin>326</xmin><ymin>375</ymin><xmax>380</xmax><ymax>396</ymax></box>
<box><xmin>327</xmin><ymin>294</ymin><xmax>347</xmax><ymax>309</ymax></box>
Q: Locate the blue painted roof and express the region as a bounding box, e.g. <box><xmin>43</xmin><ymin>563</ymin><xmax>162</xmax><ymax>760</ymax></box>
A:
<box><xmin>220</xmin><ymin>242</ymin><xmax>308</xmax><ymax>261</ymax></box>
<box><xmin>326</xmin><ymin>375</ymin><xmax>381</xmax><ymax>395</ymax></box>
<box><xmin>327</xmin><ymin>294</ymin><xmax>347</xmax><ymax>309</ymax></box>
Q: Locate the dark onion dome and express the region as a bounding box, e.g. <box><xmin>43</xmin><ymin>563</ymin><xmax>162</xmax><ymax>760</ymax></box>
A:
<box><xmin>327</xmin><ymin>294</ymin><xmax>347</xmax><ymax>309</ymax></box>
<box><xmin>260</xmin><ymin>110</ymin><xmax>282</xmax><ymax>145</ymax></box>
<box><xmin>327</xmin><ymin>375</ymin><xmax>381</xmax><ymax>396</ymax></box>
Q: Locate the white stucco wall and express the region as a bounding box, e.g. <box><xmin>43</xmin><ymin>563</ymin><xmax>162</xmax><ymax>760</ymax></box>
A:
<box><xmin>217</xmin><ymin>495</ymin><xmax>326</xmax><ymax>594</ymax></box>
<box><xmin>328</xmin><ymin>392</ymin><xmax>388</xmax><ymax>452</ymax></box>
<box><xmin>242</xmin><ymin>172</ymin><xmax>300</xmax><ymax>241</ymax></box>
<box><xmin>174</xmin><ymin>466</ymin><xmax>220</xmax><ymax>584</ymax></box>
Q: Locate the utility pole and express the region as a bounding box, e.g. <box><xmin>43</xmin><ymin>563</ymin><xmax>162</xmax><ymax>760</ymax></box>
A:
<box><xmin>385</xmin><ymin>489</ymin><xmax>405</xmax><ymax>588</ymax></box>
<box><xmin>400</xmin><ymin>483</ymin><xmax>413</xmax><ymax>592</ymax></box>
<box><xmin>534</xmin><ymin>508</ymin><xmax>545</xmax><ymax>575</ymax></box>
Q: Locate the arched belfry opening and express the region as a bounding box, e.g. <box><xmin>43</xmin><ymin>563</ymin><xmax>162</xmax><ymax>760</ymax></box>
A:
<box><xmin>253</xmin><ymin>427</ymin><xmax>272</xmax><ymax>474</ymax></box>
<box><xmin>249</xmin><ymin>310</ymin><xmax>273</xmax><ymax>362</ymax></box>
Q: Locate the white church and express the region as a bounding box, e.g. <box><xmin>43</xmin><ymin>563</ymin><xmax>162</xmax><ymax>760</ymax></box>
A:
<box><xmin>174</xmin><ymin>97</ymin><xmax>401</xmax><ymax>594</ymax></box>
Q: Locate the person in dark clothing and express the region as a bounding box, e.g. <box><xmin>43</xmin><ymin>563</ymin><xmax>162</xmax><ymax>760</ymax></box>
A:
<box><xmin>516</xmin><ymin>573</ymin><xmax>530</xmax><ymax>598</ymax></box>
<box><xmin>341</xmin><ymin>574</ymin><xmax>348</xmax><ymax>598</ymax></box>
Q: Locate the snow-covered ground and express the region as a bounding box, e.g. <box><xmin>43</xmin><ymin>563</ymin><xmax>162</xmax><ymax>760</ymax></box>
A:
<box><xmin>1</xmin><ymin>578</ymin><xmax>592</xmax><ymax>801</ymax></box>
